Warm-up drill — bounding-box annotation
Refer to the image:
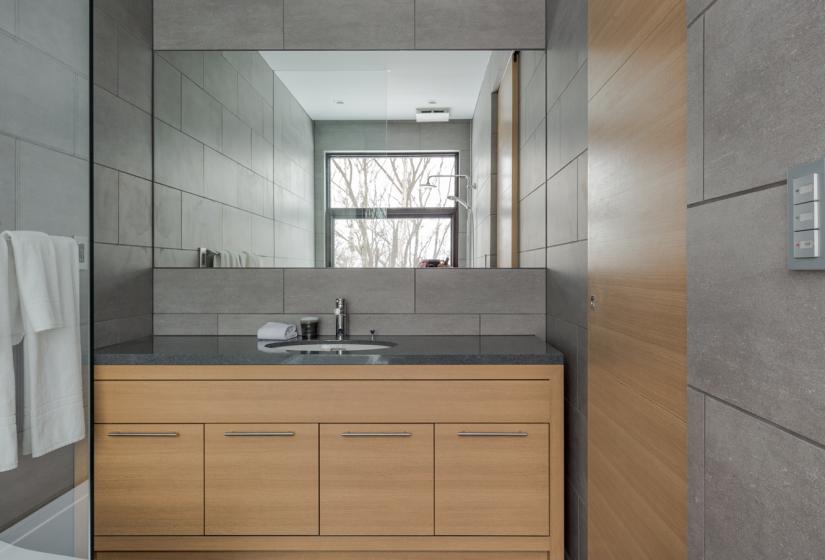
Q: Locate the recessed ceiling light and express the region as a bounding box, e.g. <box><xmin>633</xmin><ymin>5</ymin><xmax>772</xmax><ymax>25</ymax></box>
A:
<box><xmin>428</xmin><ymin>100</ymin><xmax>438</xmax><ymax>105</ymax></box>
<box><xmin>334</xmin><ymin>100</ymin><xmax>344</xmax><ymax>105</ymax></box>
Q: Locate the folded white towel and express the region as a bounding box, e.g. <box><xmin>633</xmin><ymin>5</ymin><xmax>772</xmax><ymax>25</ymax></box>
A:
<box><xmin>17</xmin><ymin>236</ymin><xmax>85</xmax><ymax>458</ymax></box>
<box><xmin>0</xmin><ymin>237</ymin><xmax>20</xmax><ymax>471</ymax></box>
<box><xmin>215</xmin><ymin>250</ymin><xmax>261</xmax><ymax>268</ymax></box>
<box><xmin>3</xmin><ymin>231</ymin><xmax>62</xmax><ymax>332</ymax></box>
<box><xmin>257</xmin><ymin>321</ymin><xmax>298</xmax><ymax>341</ymax></box>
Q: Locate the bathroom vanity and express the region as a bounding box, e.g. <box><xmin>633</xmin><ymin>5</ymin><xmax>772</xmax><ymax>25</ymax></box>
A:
<box><xmin>92</xmin><ymin>336</ymin><xmax>564</xmax><ymax>560</ymax></box>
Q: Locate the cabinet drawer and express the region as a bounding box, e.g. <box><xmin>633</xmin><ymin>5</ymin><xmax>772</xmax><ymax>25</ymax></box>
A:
<box><xmin>435</xmin><ymin>424</ymin><xmax>549</xmax><ymax>536</ymax></box>
<box><xmin>320</xmin><ymin>424</ymin><xmax>434</xmax><ymax>536</ymax></box>
<box><xmin>205</xmin><ymin>424</ymin><xmax>319</xmax><ymax>535</ymax></box>
<box><xmin>94</xmin><ymin>424</ymin><xmax>204</xmax><ymax>536</ymax></box>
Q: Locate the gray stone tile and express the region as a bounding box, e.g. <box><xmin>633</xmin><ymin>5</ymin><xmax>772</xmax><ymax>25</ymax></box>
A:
<box><xmin>519</xmin><ymin>248</ymin><xmax>546</xmax><ymax>269</ymax></box>
<box><xmin>547</xmin><ymin>316</ymin><xmax>578</xmax><ymax>406</ymax></box>
<box><xmin>154</xmin><ymin>54</ymin><xmax>182</xmax><ymax>129</ymax></box>
<box><xmin>218</xmin><ymin>314</ymin><xmax>336</xmax><ymax>336</ymax></box>
<box><xmin>704</xmin><ymin>0</ymin><xmax>825</xmax><ymax>196</ymax></box>
<box><xmin>0</xmin><ymin>32</ymin><xmax>76</xmax><ymax>154</ymax></box>
<box><xmin>159</xmin><ymin>51</ymin><xmax>204</xmax><ymax>87</ymax></box>
<box><xmin>204</xmin><ymin>147</ymin><xmax>239</xmax><ymax>207</ymax></box>
<box><xmin>154</xmin><ymin>268</ymin><xmax>284</xmax><ymax>313</ymax></box>
<box><xmin>520</xmin><ymin>57</ymin><xmax>546</xmax><ymax>147</ymax></box>
<box><xmin>546</xmin><ymin>100</ymin><xmax>563</xmax><ymax>178</ymax></box>
<box><xmin>74</xmin><ymin>75</ymin><xmax>90</xmax><ymax>159</ymax></box>
<box><xmin>705</xmin><ymin>398</ymin><xmax>825</xmax><ymax>560</ymax></box>
<box><xmin>222</xmin><ymin>109</ymin><xmax>252</xmax><ymax>168</ymax></box>
<box><xmin>686</xmin><ymin>0</ymin><xmax>714</xmax><ymax>24</ymax></box>
<box><xmin>559</xmin><ymin>63</ymin><xmax>587</xmax><ymax>167</ymax></box>
<box><xmin>180</xmin><ymin>193</ymin><xmax>221</xmax><ymax>251</ymax></box>
<box><xmin>576</xmin><ymin>493</ymin><xmax>587</xmax><ymax>560</ymax></box>
<box><xmin>94</xmin><ymin>314</ymin><xmax>152</xmax><ymax>348</ymax></box>
<box><xmin>18</xmin><ymin>0</ymin><xmax>89</xmax><ymax>74</ymax></box>
<box><xmin>546</xmin><ymin>240</ymin><xmax>587</xmax><ymax>328</ymax></box>
<box><xmin>385</xmin><ymin>122</ymin><xmax>420</xmax><ymax>151</ymax></box>
<box><xmin>220</xmin><ymin>52</ymin><xmax>274</xmax><ymax>108</ymax></box>
<box><xmin>118</xmin><ymin>173</ymin><xmax>152</xmax><ymax>247</ymax></box>
<box><xmin>547</xmin><ymin>160</ymin><xmax>578</xmax><ymax>246</ymax></box>
<box><xmin>688</xmin><ymin>388</ymin><xmax>704</xmax><ymax>560</ymax></box>
<box><xmin>238</xmin><ymin>168</ymin><xmax>271</xmax><ymax>217</ymax></box>
<box><xmin>18</xmin><ymin>142</ymin><xmax>89</xmax><ymax>238</ymax></box>
<box><xmin>96</xmin><ymin>0</ymin><xmax>152</xmax><ymax>44</ymax></box>
<box><xmin>564</xmin><ymin>482</ymin><xmax>579</xmax><ymax>560</ymax></box>
<box><xmin>687</xmin><ymin>17</ymin><xmax>704</xmax><ymax>205</ymax></box>
<box><xmin>251</xmin><ymin>215</ymin><xmax>274</xmax><ymax>257</ymax></box>
<box><xmin>415</xmin><ymin>269</ymin><xmax>545</xmax><ymax>314</ymax></box>
<box><xmin>284</xmin><ymin>269</ymin><xmax>414</xmax><ymax>314</ymax></box>
<box><xmin>252</xmin><ymin>132</ymin><xmax>274</xmax><ymax>182</ymax></box>
<box><xmin>519</xmin><ymin>182</ymin><xmax>546</xmax><ymax>251</ymax></box>
<box><xmin>154</xmin><ymin>247</ymin><xmax>199</xmax><ymax>268</ymax></box>
<box><xmin>181</xmin><ymin>77</ymin><xmax>222</xmax><ymax>150</ymax></box>
<box><xmin>221</xmin><ymin>206</ymin><xmax>252</xmax><ymax>251</ymax></box>
<box><xmin>520</xmin><ymin>119</ymin><xmax>547</xmax><ymax>195</ymax></box>
<box><xmin>154</xmin><ymin>314</ymin><xmax>218</xmax><ymax>336</ymax></box>
<box><xmin>154</xmin><ymin>120</ymin><xmax>204</xmax><ymax>195</ymax></box>
<box><xmin>415</xmin><ymin>0</ymin><xmax>545</xmax><ymax>49</ymax></box>
<box><xmin>349</xmin><ymin>314</ymin><xmax>480</xmax><ymax>336</ymax></box>
<box><xmin>154</xmin><ymin>183</ymin><xmax>182</xmax><ymax>249</ymax></box>
<box><xmin>94</xmin><ymin>86</ymin><xmax>152</xmax><ymax>179</ymax></box>
<box><xmin>93</xmin><ymin>165</ymin><xmax>119</xmax><ymax>244</ymax></box>
<box><xmin>546</xmin><ymin>0</ymin><xmax>587</xmax><ymax>104</ymax></box>
<box><xmin>576</xmin><ymin>325</ymin><xmax>587</xmax><ymax>414</ymax></box>
<box><xmin>688</xmin><ymin>186</ymin><xmax>825</xmax><ymax>445</ymax></box>
<box><xmin>419</xmin><ymin>121</ymin><xmax>473</xmax><ymax>151</ymax></box>
<box><xmin>0</xmin><ymin>0</ymin><xmax>14</xmax><ymax>34</ymax></box>
<box><xmin>284</xmin><ymin>0</ymin><xmax>413</xmax><ymax>49</ymax></box>
<box><xmin>93</xmin><ymin>7</ymin><xmax>118</xmax><ymax>93</ymax></box>
<box><xmin>153</xmin><ymin>0</ymin><xmax>284</xmax><ymax>50</ymax></box>
<box><xmin>480</xmin><ymin>314</ymin><xmax>545</xmax><ymax>339</ymax></box>
<box><xmin>93</xmin><ymin>243</ymin><xmax>152</xmax><ymax>322</ymax></box>
<box><xmin>577</xmin><ymin>152</ymin><xmax>588</xmax><ymax>240</ymax></box>
<box><xmin>204</xmin><ymin>53</ymin><xmax>238</xmax><ymax>113</ymax></box>
<box><xmin>0</xmin><ymin>135</ymin><xmax>14</xmax><ymax>232</ymax></box>
<box><xmin>117</xmin><ymin>27</ymin><xmax>151</xmax><ymax>112</ymax></box>
<box><xmin>238</xmin><ymin>75</ymin><xmax>265</xmax><ymax>136</ymax></box>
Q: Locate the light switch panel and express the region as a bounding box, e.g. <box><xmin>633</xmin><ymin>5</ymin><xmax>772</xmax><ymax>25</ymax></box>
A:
<box><xmin>788</xmin><ymin>160</ymin><xmax>825</xmax><ymax>270</ymax></box>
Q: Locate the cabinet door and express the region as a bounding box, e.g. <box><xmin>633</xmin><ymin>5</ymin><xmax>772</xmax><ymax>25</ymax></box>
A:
<box><xmin>205</xmin><ymin>424</ymin><xmax>319</xmax><ymax>535</ymax></box>
<box><xmin>320</xmin><ymin>424</ymin><xmax>433</xmax><ymax>535</ymax></box>
<box><xmin>435</xmin><ymin>424</ymin><xmax>549</xmax><ymax>536</ymax></box>
<box><xmin>94</xmin><ymin>424</ymin><xmax>204</xmax><ymax>535</ymax></box>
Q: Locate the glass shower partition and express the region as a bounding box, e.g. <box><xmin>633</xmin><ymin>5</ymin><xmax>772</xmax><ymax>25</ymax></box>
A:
<box><xmin>0</xmin><ymin>1</ymin><xmax>91</xmax><ymax>558</ymax></box>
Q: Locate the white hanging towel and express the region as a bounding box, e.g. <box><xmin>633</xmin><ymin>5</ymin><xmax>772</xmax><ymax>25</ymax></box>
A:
<box><xmin>7</xmin><ymin>234</ymin><xmax>85</xmax><ymax>458</ymax></box>
<box><xmin>0</xmin><ymin>236</ymin><xmax>23</xmax><ymax>472</ymax></box>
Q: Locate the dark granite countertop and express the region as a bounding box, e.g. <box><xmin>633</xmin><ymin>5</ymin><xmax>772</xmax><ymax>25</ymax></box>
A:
<box><xmin>94</xmin><ymin>335</ymin><xmax>564</xmax><ymax>366</ymax></box>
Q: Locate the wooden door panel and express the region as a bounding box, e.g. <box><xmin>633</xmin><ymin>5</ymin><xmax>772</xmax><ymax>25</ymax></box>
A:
<box><xmin>320</xmin><ymin>424</ymin><xmax>434</xmax><ymax>536</ymax></box>
<box><xmin>205</xmin><ymin>424</ymin><xmax>319</xmax><ymax>535</ymax></box>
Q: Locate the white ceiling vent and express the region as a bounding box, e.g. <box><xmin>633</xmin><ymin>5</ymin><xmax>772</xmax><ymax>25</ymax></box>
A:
<box><xmin>416</xmin><ymin>108</ymin><xmax>450</xmax><ymax>123</ymax></box>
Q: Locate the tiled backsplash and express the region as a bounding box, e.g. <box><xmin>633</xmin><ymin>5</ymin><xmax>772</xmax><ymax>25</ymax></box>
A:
<box><xmin>154</xmin><ymin>268</ymin><xmax>547</xmax><ymax>338</ymax></box>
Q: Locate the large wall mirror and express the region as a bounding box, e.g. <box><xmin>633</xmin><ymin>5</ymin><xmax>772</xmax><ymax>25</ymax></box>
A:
<box><xmin>152</xmin><ymin>50</ymin><xmax>544</xmax><ymax>268</ymax></box>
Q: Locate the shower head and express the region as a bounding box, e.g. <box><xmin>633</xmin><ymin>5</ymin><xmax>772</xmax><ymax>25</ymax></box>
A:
<box><xmin>447</xmin><ymin>194</ymin><xmax>471</xmax><ymax>211</ymax></box>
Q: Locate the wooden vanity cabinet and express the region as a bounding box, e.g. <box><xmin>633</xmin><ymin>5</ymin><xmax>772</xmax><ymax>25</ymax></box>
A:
<box><xmin>93</xmin><ymin>364</ymin><xmax>564</xmax><ymax>560</ymax></box>
<box><xmin>320</xmin><ymin>424</ymin><xmax>434</xmax><ymax>535</ymax></box>
<box><xmin>94</xmin><ymin>424</ymin><xmax>204</xmax><ymax>536</ymax></box>
<box><xmin>205</xmin><ymin>424</ymin><xmax>319</xmax><ymax>535</ymax></box>
<box><xmin>435</xmin><ymin>424</ymin><xmax>550</xmax><ymax>536</ymax></box>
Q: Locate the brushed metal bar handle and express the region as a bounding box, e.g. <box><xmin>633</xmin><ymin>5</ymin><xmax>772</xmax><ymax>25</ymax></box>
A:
<box><xmin>107</xmin><ymin>432</ymin><xmax>179</xmax><ymax>438</ymax></box>
<box><xmin>341</xmin><ymin>432</ymin><xmax>413</xmax><ymax>438</ymax></box>
<box><xmin>224</xmin><ymin>431</ymin><xmax>296</xmax><ymax>437</ymax></box>
<box><xmin>458</xmin><ymin>431</ymin><xmax>529</xmax><ymax>437</ymax></box>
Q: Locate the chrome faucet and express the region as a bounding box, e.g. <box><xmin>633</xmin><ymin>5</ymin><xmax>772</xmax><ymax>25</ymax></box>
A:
<box><xmin>334</xmin><ymin>297</ymin><xmax>347</xmax><ymax>340</ymax></box>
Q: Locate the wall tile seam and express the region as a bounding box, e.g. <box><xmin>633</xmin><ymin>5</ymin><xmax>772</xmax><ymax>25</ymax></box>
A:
<box><xmin>108</xmin><ymin>10</ymin><xmax>152</xmax><ymax>50</ymax></box>
<box><xmin>0</xmin><ymin>25</ymin><xmax>91</xmax><ymax>80</ymax></box>
<box><xmin>547</xmin><ymin>147</ymin><xmax>587</xmax><ymax>184</ymax></box>
<box><xmin>158</xmin><ymin>182</ymin><xmax>279</xmax><ymax>222</ymax></box>
<box><xmin>547</xmin><ymin>54</ymin><xmax>589</xmax><ymax>109</ymax></box>
<box><xmin>183</xmin><ymin>70</ymin><xmax>271</xmax><ymax>132</ymax></box>
<box><xmin>95</xmin><ymin>311</ymin><xmax>154</xmax><ymax>323</ymax></box>
<box><xmin>545</xmin><ymin>236</ymin><xmax>588</xmax><ymax>251</ymax></box>
<box><xmin>686</xmin><ymin>0</ymin><xmax>720</xmax><ymax>29</ymax></box>
<box><xmin>3</xmin><ymin>134</ymin><xmax>90</xmax><ymax>168</ymax></box>
<box><xmin>521</xmin><ymin>178</ymin><xmax>547</xmax><ymax>201</ymax></box>
<box><xmin>94</xmin><ymin>83</ymin><xmax>152</xmax><ymax>121</ymax></box>
<box><xmin>687</xmin><ymin>383</ymin><xmax>825</xmax><ymax>452</ymax></box>
<box><xmin>685</xmin><ymin>179</ymin><xmax>785</xmax><ymax>209</ymax></box>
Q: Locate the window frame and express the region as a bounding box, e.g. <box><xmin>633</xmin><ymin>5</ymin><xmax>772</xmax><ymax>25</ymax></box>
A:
<box><xmin>325</xmin><ymin>151</ymin><xmax>460</xmax><ymax>268</ymax></box>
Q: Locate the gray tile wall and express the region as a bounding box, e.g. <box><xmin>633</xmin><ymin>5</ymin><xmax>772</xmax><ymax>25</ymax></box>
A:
<box><xmin>93</xmin><ymin>0</ymin><xmax>153</xmax><ymax>348</ymax></box>
<box><xmin>0</xmin><ymin>0</ymin><xmax>90</xmax><ymax>531</ymax></box>
<box><xmin>687</xmin><ymin>2</ymin><xmax>825</xmax><ymax>558</ymax></box>
<box><xmin>153</xmin><ymin>268</ymin><xmax>546</xmax><ymax>338</ymax></box>
<box><xmin>153</xmin><ymin>51</ymin><xmax>314</xmax><ymax>268</ymax></box>
<box><xmin>542</xmin><ymin>0</ymin><xmax>588</xmax><ymax>558</ymax></box>
<box><xmin>153</xmin><ymin>0</ymin><xmax>544</xmax><ymax>50</ymax></box>
<box><xmin>312</xmin><ymin>120</ymin><xmax>471</xmax><ymax>267</ymax></box>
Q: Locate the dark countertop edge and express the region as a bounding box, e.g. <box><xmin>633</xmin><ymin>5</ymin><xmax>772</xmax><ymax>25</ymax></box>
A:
<box><xmin>93</xmin><ymin>354</ymin><xmax>564</xmax><ymax>366</ymax></box>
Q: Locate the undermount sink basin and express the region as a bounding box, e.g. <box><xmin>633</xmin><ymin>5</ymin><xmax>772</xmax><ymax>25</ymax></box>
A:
<box><xmin>261</xmin><ymin>340</ymin><xmax>395</xmax><ymax>353</ymax></box>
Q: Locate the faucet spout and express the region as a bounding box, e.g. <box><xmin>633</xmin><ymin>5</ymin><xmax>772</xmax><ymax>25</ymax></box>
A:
<box><xmin>334</xmin><ymin>297</ymin><xmax>347</xmax><ymax>340</ymax></box>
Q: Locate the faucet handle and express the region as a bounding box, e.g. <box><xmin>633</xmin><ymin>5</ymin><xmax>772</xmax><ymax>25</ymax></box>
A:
<box><xmin>369</xmin><ymin>329</ymin><xmax>376</xmax><ymax>341</ymax></box>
